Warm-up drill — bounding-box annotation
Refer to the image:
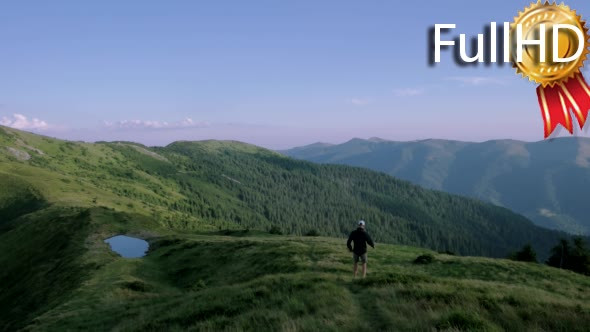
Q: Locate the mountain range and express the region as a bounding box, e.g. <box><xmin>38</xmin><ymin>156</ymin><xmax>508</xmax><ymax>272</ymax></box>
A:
<box><xmin>282</xmin><ymin>137</ymin><xmax>590</xmax><ymax>235</ymax></box>
<box><xmin>0</xmin><ymin>126</ymin><xmax>574</xmax><ymax>258</ymax></box>
<box><xmin>2</xmin><ymin>126</ymin><xmax>590</xmax><ymax>330</ymax></box>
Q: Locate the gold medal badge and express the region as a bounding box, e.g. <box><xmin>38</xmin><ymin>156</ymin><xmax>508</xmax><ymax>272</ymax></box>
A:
<box><xmin>511</xmin><ymin>1</ymin><xmax>590</xmax><ymax>137</ymax></box>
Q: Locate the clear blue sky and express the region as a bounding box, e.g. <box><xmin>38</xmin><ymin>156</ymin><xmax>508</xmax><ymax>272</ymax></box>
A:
<box><xmin>1</xmin><ymin>0</ymin><xmax>590</xmax><ymax>148</ymax></box>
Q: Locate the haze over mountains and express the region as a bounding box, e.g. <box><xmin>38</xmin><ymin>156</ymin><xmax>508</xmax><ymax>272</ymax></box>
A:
<box><xmin>283</xmin><ymin>137</ymin><xmax>590</xmax><ymax>235</ymax></box>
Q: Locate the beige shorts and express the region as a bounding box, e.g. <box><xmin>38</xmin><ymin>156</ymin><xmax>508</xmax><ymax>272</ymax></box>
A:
<box><xmin>353</xmin><ymin>253</ymin><xmax>367</xmax><ymax>263</ymax></box>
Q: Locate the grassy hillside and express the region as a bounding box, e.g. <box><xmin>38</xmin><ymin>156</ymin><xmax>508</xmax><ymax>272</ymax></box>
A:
<box><xmin>1</xmin><ymin>207</ymin><xmax>588</xmax><ymax>331</ymax></box>
<box><xmin>0</xmin><ymin>172</ymin><xmax>45</xmax><ymax>222</ymax></box>
<box><xmin>0</xmin><ymin>126</ymin><xmax>574</xmax><ymax>258</ymax></box>
<box><xmin>282</xmin><ymin>137</ymin><xmax>590</xmax><ymax>235</ymax></box>
<box><xmin>0</xmin><ymin>207</ymin><xmax>93</xmax><ymax>329</ymax></box>
<box><xmin>1</xmin><ymin>126</ymin><xmax>590</xmax><ymax>330</ymax></box>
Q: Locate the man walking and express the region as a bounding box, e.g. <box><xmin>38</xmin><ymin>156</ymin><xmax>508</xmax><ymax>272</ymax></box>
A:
<box><xmin>347</xmin><ymin>220</ymin><xmax>375</xmax><ymax>278</ymax></box>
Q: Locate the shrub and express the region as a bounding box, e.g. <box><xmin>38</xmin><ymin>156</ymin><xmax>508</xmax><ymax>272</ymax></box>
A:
<box><xmin>304</xmin><ymin>229</ymin><xmax>319</xmax><ymax>237</ymax></box>
<box><xmin>413</xmin><ymin>253</ymin><xmax>435</xmax><ymax>265</ymax></box>
<box><xmin>120</xmin><ymin>280</ymin><xmax>152</xmax><ymax>292</ymax></box>
<box><xmin>547</xmin><ymin>238</ymin><xmax>590</xmax><ymax>275</ymax></box>
<box><xmin>268</xmin><ymin>225</ymin><xmax>282</xmax><ymax>235</ymax></box>
<box><xmin>509</xmin><ymin>244</ymin><xmax>537</xmax><ymax>263</ymax></box>
<box><xmin>222</xmin><ymin>229</ymin><xmax>250</xmax><ymax>236</ymax></box>
<box><xmin>191</xmin><ymin>279</ymin><xmax>207</xmax><ymax>291</ymax></box>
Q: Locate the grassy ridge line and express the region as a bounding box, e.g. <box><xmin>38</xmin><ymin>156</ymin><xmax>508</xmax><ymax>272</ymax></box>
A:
<box><xmin>20</xmin><ymin>209</ymin><xmax>590</xmax><ymax>331</ymax></box>
<box><xmin>0</xmin><ymin>207</ymin><xmax>167</xmax><ymax>331</ymax></box>
<box><xmin>0</xmin><ymin>207</ymin><xmax>91</xmax><ymax>331</ymax></box>
<box><xmin>0</xmin><ymin>126</ymin><xmax>216</xmax><ymax>230</ymax></box>
<box><xmin>0</xmin><ymin>125</ymin><xmax>579</xmax><ymax>258</ymax></box>
<box><xmin>0</xmin><ymin>172</ymin><xmax>46</xmax><ymax>221</ymax></box>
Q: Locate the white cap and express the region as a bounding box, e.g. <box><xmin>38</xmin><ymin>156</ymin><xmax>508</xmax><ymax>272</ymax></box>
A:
<box><xmin>358</xmin><ymin>220</ymin><xmax>365</xmax><ymax>226</ymax></box>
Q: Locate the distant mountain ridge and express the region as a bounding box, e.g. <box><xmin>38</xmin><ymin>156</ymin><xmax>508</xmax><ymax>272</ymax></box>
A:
<box><xmin>0</xmin><ymin>125</ymin><xmax>577</xmax><ymax>259</ymax></box>
<box><xmin>282</xmin><ymin>137</ymin><xmax>590</xmax><ymax>235</ymax></box>
<box><xmin>3</xmin><ymin>126</ymin><xmax>590</xmax><ymax>330</ymax></box>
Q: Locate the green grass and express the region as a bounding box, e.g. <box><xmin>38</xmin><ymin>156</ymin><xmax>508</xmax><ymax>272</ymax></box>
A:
<box><xmin>0</xmin><ymin>207</ymin><xmax>585</xmax><ymax>331</ymax></box>
<box><xmin>1</xmin><ymin>126</ymin><xmax>590</xmax><ymax>330</ymax></box>
<box><xmin>0</xmin><ymin>173</ymin><xmax>46</xmax><ymax>221</ymax></box>
<box><xmin>0</xmin><ymin>207</ymin><xmax>92</xmax><ymax>330</ymax></box>
<box><xmin>0</xmin><ymin>126</ymin><xmax>207</xmax><ymax>229</ymax></box>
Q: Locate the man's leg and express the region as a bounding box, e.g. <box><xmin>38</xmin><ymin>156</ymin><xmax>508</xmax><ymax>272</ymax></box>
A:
<box><xmin>353</xmin><ymin>262</ymin><xmax>358</xmax><ymax>277</ymax></box>
<box><xmin>362</xmin><ymin>263</ymin><xmax>367</xmax><ymax>278</ymax></box>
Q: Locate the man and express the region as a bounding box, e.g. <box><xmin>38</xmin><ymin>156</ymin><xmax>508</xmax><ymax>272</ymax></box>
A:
<box><xmin>347</xmin><ymin>220</ymin><xmax>375</xmax><ymax>278</ymax></box>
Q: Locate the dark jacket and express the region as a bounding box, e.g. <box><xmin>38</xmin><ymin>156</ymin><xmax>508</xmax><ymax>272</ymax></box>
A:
<box><xmin>347</xmin><ymin>227</ymin><xmax>375</xmax><ymax>255</ymax></box>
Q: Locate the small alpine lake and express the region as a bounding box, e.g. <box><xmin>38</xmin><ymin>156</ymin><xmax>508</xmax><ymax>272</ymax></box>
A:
<box><xmin>104</xmin><ymin>235</ymin><xmax>149</xmax><ymax>258</ymax></box>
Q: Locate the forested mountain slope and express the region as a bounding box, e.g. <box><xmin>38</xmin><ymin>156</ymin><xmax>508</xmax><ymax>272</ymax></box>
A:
<box><xmin>0</xmin><ymin>126</ymin><xmax>575</xmax><ymax>258</ymax></box>
<box><xmin>283</xmin><ymin>137</ymin><xmax>590</xmax><ymax>235</ymax></box>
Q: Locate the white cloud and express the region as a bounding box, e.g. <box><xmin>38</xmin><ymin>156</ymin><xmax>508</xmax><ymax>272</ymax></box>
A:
<box><xmin>446</xmin><ymin>76</ymin><xmax>506</xmax><ymax>86</ymax></box>
<box><xmin>350</xmin><ymin>98</ymin><xmax>372</xmax><ymax>106</ymax></box>
<box><xmin>393</xmin><ymin>88</ymin><xmax>424</xmax><ymax>97</ymax></box>
<box><xmin>539</xmin><ymin>208</ymin><xmax>557</xmax><ymax>218</ymax></box>
<box><xmin>104</xmin><ymin>118</ymin><xmax>210</xmax><ymax>130</ymax></box>
<box><xmin>0</xmin><ymin>113</ymin><xmax>49</xmax><ymax>130</ymax></box>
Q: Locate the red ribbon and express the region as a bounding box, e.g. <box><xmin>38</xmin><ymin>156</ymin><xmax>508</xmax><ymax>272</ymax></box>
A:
<box><xmin>536</xmin><ymin>73</ymin><xmax>590</xmax><ymax>138</ymax></box>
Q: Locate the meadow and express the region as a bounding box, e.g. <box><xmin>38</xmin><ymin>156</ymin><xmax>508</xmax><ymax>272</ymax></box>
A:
<box><xmin>1</xmin><ymin>126</ymin><xmax>589</xmax><ymax>331</ymax></box>
<box><xmin>0</xmin><ymin>207</ymin><xmax>588</xmax><ymax>331</ymax></box>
